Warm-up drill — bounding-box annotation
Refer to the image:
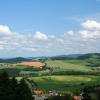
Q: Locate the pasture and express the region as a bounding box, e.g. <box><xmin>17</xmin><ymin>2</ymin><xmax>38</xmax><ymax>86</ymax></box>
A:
<box><xmin>29</xmin><ymin>75</ymin><xmax>100</xmax><ymax>94</ymax></box>
<box><xmin>45</xmin><ymin>60</ymin><xmax>92</xmax><ymax>73</ymax></box>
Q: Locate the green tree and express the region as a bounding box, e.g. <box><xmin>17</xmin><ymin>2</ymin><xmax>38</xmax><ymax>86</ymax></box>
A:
<box><xmin>0</xmin><ymin>71</ymin><xmax>34</xmax><ymax>100</ymax></box>
<box><xmin>16</xmin><ymin>79</ymin><xmax>33</xmax><ymax>100</ymax></box>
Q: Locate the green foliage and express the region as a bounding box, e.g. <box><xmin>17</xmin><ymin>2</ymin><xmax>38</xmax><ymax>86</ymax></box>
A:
<box><xmin>78</xmin><ymin>53</ymin><xmax>100</xmax><ymax>67</ymax></box>
<box><xmin>0</xmin><ymin>71</ymin><xmax>34</xmax><ymax>100</ymax></box>
<box><xmin>16</xmin><ymin>79</ymin><xmax>33</xmax><ymax>100</ymax></box>
<box><xmin>87</xmin><ymin>58</ymin><xmax>100</xmax><ymax>67</ymax></box>
<box><xmin>45</xmin><ymin>94</ymin><xmax>73</xmax><ymax>100</ymax></box>
<box><xmin>0</xmin><ymin>57</ymin><xmax>32</xmax><ymax>63</ymax></box>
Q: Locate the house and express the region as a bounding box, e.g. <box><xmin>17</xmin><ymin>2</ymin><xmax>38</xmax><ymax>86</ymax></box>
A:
<box><xmin>74</xmin><ymin>96</ymin><xmax>79</xmax><ymax>100</ymax></box>
<box><xmin>34</xmin><ymin>89</ymin><xmax>45</xmax><ymax>95</ymax></box>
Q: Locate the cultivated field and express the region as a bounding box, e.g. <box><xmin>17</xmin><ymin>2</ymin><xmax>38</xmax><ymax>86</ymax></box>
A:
<box><xmin>16</xmin><ymin>61</ymin><xmax>45</xmax><ymax>68</ymax></box>
<box><xmin>0</xmin><ymin>62</ymin><xmax>46</xmax><ymax>76</ymax></box>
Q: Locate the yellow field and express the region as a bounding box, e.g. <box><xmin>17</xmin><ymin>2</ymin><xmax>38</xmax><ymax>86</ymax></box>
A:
<box><xmin>16</xmin><ymin>61</ymin><xmax>45</xmax><ymax>68</ymax></box>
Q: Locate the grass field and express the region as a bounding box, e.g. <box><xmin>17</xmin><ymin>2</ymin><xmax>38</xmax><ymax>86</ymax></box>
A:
<box><xmin>45</xmin><ymin>60</ymin><xmax>92</xmax><ymax>72</ymax></box>
<box><xmin>29</xmin><ymin>75</ymin><xmax>100</xmax><ymax>94</ymax></box>
<box><xmin>62</xmin><ymin>59</ymin><xmax>89</xmax><ymax>67</ymax></box>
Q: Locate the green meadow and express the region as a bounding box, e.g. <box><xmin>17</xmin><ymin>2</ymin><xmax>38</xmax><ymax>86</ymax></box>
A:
<box><xmin>29</xmin><ymin>75</ymin><xmax>100</xmax><ymax>94</ymax></box>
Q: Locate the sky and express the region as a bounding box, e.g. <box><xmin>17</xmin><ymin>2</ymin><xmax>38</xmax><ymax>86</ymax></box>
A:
<box><xmin>0</xmin><ymin>0</ymin><xmax>100</xmax><ymax>57</ymax></box>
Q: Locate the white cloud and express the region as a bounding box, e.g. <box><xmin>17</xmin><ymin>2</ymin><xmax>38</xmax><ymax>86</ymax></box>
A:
<box><xmin>0</xmin><ymin>22</ymin><xmax>100</xmax><ymax>56</ymax></box>
<box><xmin>25</xmin><ymin>47</ymin><xmax>37</xmax><ymax>52</ymax></box>
<box><xmin>64</xmin><ymin>30</ymin><xmax>74</xmax><ymax>36</ymax></box>
<box><xmin>79</xmin><ymin>20</ymin><xmax>100</xmax><ymax>39</ymax></box>
<box><xmin>34</xmin><ymin>32</ymin><xmax>48</xmax><ymax>41</ymax></box>
<box><xmin>79</xmin><ymin>30</ymin><xmax>100</xmax><ymax>39</ymax></box>
<box><xmin>49</xmin><ymin>35</ymin><xmax>56</xmax><ymax>39</ymax></box>
<box><xmin>67</xmin><ymin>31</ymin><xmax>74</xmax><ymax>35</ymax></box>
<box><xmin>0</xmin><ymin>44</ymin><xmax>4</xmax><ymax>50</ymax></box>
<box><xmin>0</xmin><ymin>25</ymin><xmax>13</xmax><ymax>35</ymax></box>
<box><xmin>82</xmin><ymin>20</ymin><xmax>100</xmax><ymax>30</ymax></box>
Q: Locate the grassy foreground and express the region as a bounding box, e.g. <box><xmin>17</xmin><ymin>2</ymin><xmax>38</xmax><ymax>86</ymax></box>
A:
<box><xmin>28</xmin><ymin>75</ymin><xmax>100</xmax><ymax>94</ymax></box>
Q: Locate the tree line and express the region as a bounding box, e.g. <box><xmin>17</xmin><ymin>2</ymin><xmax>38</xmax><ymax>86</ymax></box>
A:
<box><xmin>0</xmin><ymin>71</ymin><xmax>34</xmax><ymax>100</ymax></box>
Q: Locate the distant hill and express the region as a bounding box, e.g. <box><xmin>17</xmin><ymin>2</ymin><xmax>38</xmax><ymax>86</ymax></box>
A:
<box><xmin>49</xmin><ymin>54</ymin><xmax>84</xmax><ymax>60</ymax></box>
<box><xmin>46</xmin><ymin>53</ymin><xmax>100</xmax><ymax>67</ymax></box>
<box><xmin>78</xmin><ymin>53</ymin><xmax>100</xmax><ymax>67</ymax></box>
<box><xmin>78</xmin><ymin>53</ymin><xmax>100</xmax><ymax>60</ymax></box>
<box><xmin>0</xmin><ymin>57</ymin><xmax>32</xmax><ymax>63</ymax></box>
<box><xmin>58</xmin><ymin>54</ymin><xmax>84</xmax><ymax>58</ymax></box>
<box><xmin>0</xmin><ymin>53</ymin><xmax>100</xmax><ymax>65</ymax></box>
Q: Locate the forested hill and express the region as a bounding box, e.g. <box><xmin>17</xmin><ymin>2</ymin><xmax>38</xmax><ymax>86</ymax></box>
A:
<box><xmin>77</xmin><ymin>53</ymin><xmax>100</xmax><ymax>60</ymax></box>
<box><xmin>49</xmin><ymin>53</ymin><xmax>100</xmax><ymax>60</ymax></box>
<box><xmin>77</xmin><ymin>53</ymin><xmax>100</xmax><ymax>67</ymax></box>
<box><xmin>0</xmin><ymin>53</ymin><xmax>100</xmax><ymax>64</ymax></box>
<box><xmin>0</xmin><ymin>57</ymin><xmax>32</xmax><ymax>63</ymax></box>
<box><xmin>47</xmin><ymin>53</ymin><xmax>100</xmax><ymax>67</ymax></box>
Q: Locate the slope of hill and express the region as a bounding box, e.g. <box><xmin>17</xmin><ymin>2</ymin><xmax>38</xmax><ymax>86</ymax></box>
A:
<box><xmin>77</xmin><ymin>53</ymin><xmax>100</xmax><ymax>67</ymax></box>
<box><xmin>0</xmin><ymin>57</ymin><xmax>32</xmax><ymax>63</ymax></box>
<box><xmin>45</xmin><ymin>60</ymin><xmax>91</xmax><ymax>72</ymax></box>
<box><xmin>77</xmin><ymin>53</ymin><xmax>100</xmax><ymax>59</ymax></box>
<box><xmin>49</xmin><ymin>54</ymin><xmax>83</xmax><ymax>60</ymax></box>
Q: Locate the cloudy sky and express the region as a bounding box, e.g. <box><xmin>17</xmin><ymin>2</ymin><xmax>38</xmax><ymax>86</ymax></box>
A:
<box><xmin>0</xmin><ymin>0</ymin><xmax>100</xmax><ymax>57</ymax></box>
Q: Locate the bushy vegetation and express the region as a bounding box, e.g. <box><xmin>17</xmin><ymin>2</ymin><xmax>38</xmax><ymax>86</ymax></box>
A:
<box><xmin>0</xmin><ymin>57</ymin><xmax>31</xmax><ymax>63</ymax></box>
<box><xmin>0</xmin><ymin>72</ymin><xmax>34</xmax><ymax>100</ymax></box>
<box><xmin>78</xmin><ymin>53</ymin><xmax>100</xmax><ymax>67</ymax></box>
<box><xmin>45</xmin><ymin>94</ymin><xmax>73</xmax><ymax>100</ymax></box>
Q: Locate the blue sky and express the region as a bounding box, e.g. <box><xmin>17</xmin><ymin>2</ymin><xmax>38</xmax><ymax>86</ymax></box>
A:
<box><xmin>0</xmin><ymin>0</ymin><xmax>100</xmax><ymax>57</ymax></box>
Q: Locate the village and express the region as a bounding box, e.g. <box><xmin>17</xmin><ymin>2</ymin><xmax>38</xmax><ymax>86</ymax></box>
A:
<box><xmin>24</xmin><ymin>77</ymin><xmax>100</xmax><ymax>100</ymax></box>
